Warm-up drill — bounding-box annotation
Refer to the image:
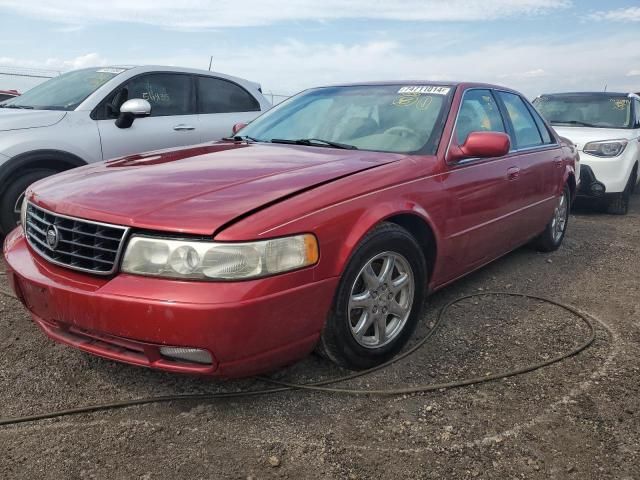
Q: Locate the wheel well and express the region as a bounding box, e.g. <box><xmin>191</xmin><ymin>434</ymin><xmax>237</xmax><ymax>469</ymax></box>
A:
<box><xmin>0</xmin><ymin>150</ymin><xmax>86</xmax><ymax>195</ymax></box>
<box><xmin>385</xmin><ymin>213</ymin><xmax>437</xmax><ymax>281</ymax></box>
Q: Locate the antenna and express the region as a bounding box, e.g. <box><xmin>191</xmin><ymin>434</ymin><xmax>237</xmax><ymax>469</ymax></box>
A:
<box><xmin>208</xmin><ymin>56</ymin><xmax>213</xmax><ymax>71</ymax></box>
<box><xmin>604</xmin><ymin>84</ymin><xmax>607</xmax><ymax>92</ymax></box>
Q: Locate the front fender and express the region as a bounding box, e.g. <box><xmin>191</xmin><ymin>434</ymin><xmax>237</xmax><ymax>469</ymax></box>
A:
<box><xmin>332</xmin><ymin>200</ymin><xmax>440</xmax><ymax>279</ymax></box>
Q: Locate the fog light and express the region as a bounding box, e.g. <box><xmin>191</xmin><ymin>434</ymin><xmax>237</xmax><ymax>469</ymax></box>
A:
<box><xmin>159</xmin><ymin>347</ymin><xmax>213</xmax><ymax>364</ymax></box>
<box><xmin>590</xmin><ymin>181</ymin><xmax>605</xmax><ymax>196</ymax></box>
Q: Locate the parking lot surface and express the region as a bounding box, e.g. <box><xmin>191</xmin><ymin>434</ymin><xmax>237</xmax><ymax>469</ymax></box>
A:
<box><xmin>1</xmin><ymin>197</ymin><xmax>639</xmax><ymax>479</ymax></box>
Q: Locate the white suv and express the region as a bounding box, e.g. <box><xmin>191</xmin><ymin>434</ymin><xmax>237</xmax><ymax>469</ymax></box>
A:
<box><xmin>533</xmin><ymin>92</ymin><xmax>640</xmax><ymax>214</ymax></box>
<box><xmin>0</xmin><ymin>65</ymin><xmax>271</xmax><ymax>233</ymax></box>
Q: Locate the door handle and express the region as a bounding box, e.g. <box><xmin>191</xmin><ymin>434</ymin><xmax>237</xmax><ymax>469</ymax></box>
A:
<box><xmin>173</xmin><ymin>124</ymin><xmax>195</xmax><ymax>131</ymax></box>
<box><xmin>507</xmin><ymin>166</ymin><xmax>520</xmax><ymax>180</ymax></box>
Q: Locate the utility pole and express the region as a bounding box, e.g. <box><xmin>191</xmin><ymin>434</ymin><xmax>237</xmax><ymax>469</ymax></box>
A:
<box><xmin>208</xmin><ymin>56</ymin><xmax>213</xmax><ymax>71</ymax></box>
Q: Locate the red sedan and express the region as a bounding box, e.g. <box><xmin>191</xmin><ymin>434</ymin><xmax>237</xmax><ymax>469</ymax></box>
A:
<box><xmin>3</xmin><ymin>82</ymin><xmax>577</xmax><ymax>377</ymax></box>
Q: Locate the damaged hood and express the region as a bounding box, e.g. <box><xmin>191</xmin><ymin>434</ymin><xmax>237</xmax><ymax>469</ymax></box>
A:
<box><xmin>30</xmin><ymin>142</ymin><xmax>403</xmax><ymax>236</ymax></box>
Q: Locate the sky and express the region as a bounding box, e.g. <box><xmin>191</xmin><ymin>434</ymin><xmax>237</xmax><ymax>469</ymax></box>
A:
<box><xmin>0</xmin><ymin>0</ymin><xmax>639</xmax><ymax>98</ymax></box>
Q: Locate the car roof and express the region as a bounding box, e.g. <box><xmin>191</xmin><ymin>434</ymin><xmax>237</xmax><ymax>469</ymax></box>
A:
<box><xmin>123</xmin><ymin>65</ymin><xmax>262</xmax><ymax>90</ymax></box>
<box><xmin>309</xmin><ymin>81</ymin><xmax>520</xmax><ymax>93</ymax></box>
<box><xmin>537</xmin><ymin>91</ymin><xmax>638</xmax><ymax>98</ymax></box>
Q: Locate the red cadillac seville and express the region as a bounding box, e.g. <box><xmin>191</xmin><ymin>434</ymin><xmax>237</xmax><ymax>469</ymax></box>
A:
<box><xmin>3</xmin><ymin>82</ymin><xmax>578</xmax><ymax>377</ymax></box>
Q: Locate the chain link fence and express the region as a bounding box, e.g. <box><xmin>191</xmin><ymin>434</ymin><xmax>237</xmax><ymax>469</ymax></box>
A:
<box><xmin>0</xmin><ymin>66</ymin><xmax>59</xmax><ymax>92</ymax></box>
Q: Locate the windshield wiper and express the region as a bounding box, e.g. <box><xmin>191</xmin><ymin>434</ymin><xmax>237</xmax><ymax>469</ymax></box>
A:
<box><xmin>270</xmin><ymin>138</ymin><xmax>358</xmax><ymax>150</ymax></box>
<box><xmin>222</xmin><ymin>134</ymin><xmax>263</xmax><ymax>143</ymax></box>
<box><xmin>1</xmin><ymin>104</ymin><xmax>34</xmax><ymax>109</ymax></box>
<box><xmin>550</xmin><ymin>120</ymin><xmax>597</xmax><ymax>128</ymax></box>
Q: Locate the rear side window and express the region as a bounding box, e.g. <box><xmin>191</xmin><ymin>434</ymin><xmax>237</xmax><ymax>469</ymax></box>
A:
<box><xmin>635</xmin><ymin>99</ymin><xmax>640</xmax><ymax>128</ymax></box>
<box><xmin>197</xmin><ymin>77</ymin><xmax>260</xmax><ymax>114</ymax></box>
<box><xmin>125</xmin><ymin>73</ymin><xmax>194</xmax><ymax>116</ymax></box>
<box><xmin>528</xmin><ymin>104</ymin><xmax>554</xmax><ymax>144</ymax></box>
<box><xmin>455</xmin><ymin>89</ymin><xmax>505</xmax><ymax>144</ymax></box>
<box><xmin>497</xmin><ymin>91</ymin><xmax>543</xmax><ymax>148</ymax></box>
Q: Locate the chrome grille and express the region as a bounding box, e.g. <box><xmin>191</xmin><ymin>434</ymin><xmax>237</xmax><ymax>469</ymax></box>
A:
<box><xmin>25</xmin><ymin>203</ymin><xmax>129</xmax><ymax>275</ymax></box>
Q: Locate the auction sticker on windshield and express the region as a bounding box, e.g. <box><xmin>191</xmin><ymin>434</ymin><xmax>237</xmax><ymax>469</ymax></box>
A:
<box><xmin>398</xmin><ymin>86</ymin><xmax>451</xmax><ymax>95</ymax></box>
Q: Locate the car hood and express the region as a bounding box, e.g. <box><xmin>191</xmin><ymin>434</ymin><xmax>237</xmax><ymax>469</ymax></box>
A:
<box><xmin>551</xmin><ymin>126</ymin><xmax>636</xmax><ymax>151</ymax></box>
<box><xmin>30</xmin><ymin>142</ymin><xmax>404</xmax><ymax>236</ymax></box>
<box><xmin>0</xmin><ymin>108</ymin><xmax>67</xmax><ymax>132</ymax></box>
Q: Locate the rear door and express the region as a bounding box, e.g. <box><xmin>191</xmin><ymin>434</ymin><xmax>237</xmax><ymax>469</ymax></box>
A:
<box><xmin>495</xmin><ymin>91</ymin><xmax>561</xmax><ymax>244</ymax></box>
<box><xmin>96</xmin><ymin>72</ymin><xmax>199</xmax><ymax>159</ymax></box>
<box><xmin>441</xmin><ymin>88</ymin><xmax>522</xmax><ymax>276</ymax></box>
<box><xmin>196</xmin><ymin>76</ymin><xmax>263</xmax><ymax>141</ymax></box>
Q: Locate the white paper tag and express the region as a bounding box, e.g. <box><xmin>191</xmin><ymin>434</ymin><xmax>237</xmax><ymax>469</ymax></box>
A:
<box><xmin>397</xmin><ymin>86</ymin><xmax>451</xmax><ymax>95</ymax></box>
<box><xmin>96</xmin><ymin>68</ymin><xmax>126</xmax><ymax>74</ymax></box>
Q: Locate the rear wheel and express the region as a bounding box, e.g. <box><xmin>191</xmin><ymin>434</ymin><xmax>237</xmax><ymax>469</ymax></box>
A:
<box><xmin>533</xmin><ymin>185</ymin><xmax>570</xmax><ymax>252</ymax></box>
<box><xmin>318</xmin><ymin>222</ymin><xmax>426</xmax><ymax>370</ymax></box>
<box><xmin>0</xmin><ymin>169</ymin><xmax>57</xmax><ymax>233</ymax></box>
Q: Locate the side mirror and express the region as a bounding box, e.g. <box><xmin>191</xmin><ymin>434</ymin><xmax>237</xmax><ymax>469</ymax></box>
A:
<box><xmin>231</xmin><ymin>122</ymin><xmax>247</xmax><ymax>135</ymax></box>
<box><xmin>116</xmin><ymin>99</ymin><xmax>152</xmax><ymax>129</ymax></box>
<box><xmin>448</xmin><ymin>131</ymin><xmax>510</xmax><ymax>162</ymax></box>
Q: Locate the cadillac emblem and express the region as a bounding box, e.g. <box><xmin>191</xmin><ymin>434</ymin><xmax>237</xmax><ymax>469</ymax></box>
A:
<box><xmin>45</xmin><ymin>225</ymin><xmax>60</xmax><ymax>250</ymax></box>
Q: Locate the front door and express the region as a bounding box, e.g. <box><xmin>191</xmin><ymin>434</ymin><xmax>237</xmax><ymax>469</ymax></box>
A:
<box><xmin>440</xmin><ymin>89</ymin><xmax>522</xmax><ymax>280</ymax></box>
<box><xmin>97</xmin><ymin>72</ymin><xmax>199</xmax><ymax>160</ymax></box>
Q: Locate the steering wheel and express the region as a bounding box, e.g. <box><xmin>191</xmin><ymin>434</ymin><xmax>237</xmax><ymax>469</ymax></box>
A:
<box><xmin>383</xmin><ymin>126</ymin><xmax>420</xmax><ymax>138</ymax></box>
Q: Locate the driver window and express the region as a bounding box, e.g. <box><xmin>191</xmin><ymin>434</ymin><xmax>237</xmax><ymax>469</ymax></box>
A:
<box><xmin>102</xmin><ymin>73</ymin><xmax>194</xmax><ymax>119</ymax></box>
<box><xmin>455</xmin><ymin>89</ymin><xmax>505</xmax><ymax>144</ymax></box>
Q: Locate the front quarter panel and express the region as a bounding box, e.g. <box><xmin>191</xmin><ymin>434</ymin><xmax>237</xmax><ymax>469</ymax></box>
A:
<box><xmin>215</xmin><ymin>156</ymin><xmax>450</xmax><ymax>287</ymax></box>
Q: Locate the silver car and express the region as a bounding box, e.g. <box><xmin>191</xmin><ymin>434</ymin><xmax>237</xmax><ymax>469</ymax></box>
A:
<box><xmin>0</xmin><ymin>65</ymin><xmax>271</xmax><ymax>233</ymax></box>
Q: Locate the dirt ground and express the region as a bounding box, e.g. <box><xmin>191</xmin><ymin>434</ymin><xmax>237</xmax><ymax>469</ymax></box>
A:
<box><xmin>1</xmin><ymin>196</ymin><xmax>639</xmax><ymax>480</ymax></box>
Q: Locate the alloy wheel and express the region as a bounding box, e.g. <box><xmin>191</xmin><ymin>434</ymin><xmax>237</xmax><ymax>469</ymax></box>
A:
<box><xmin>551</xmin><ymin>191</ymin><xmax>568</xmax><ymax>243</ymax></box>
<box><xmin>348</xmin><ymin>251</ymin><xmax>415</xmax><ymax>349</ymax></box>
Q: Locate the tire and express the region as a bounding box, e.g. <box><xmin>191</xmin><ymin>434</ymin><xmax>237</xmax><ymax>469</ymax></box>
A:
<box><xmin>317</xmin><ymin>222</ymin><xmax>427</xmax><ymax>370</ymax></box>
<box><xmin>607</xmin><ymin>169</ymin><xmax>635</xmax><ymax>215</ymax></box>
<box><xmin>0</xmin><ymin>169</ymin><xmax>58</xmax><ymax>234</ymax></box>
<box><xmin>533</xmin><ymin>185</ymin><xmax>570</xmax><ymax>252</ymax></box>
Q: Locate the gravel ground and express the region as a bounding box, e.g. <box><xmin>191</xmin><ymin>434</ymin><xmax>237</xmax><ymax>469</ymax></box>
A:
<box><xmin>1</xmin><ymin>195</ymin><xmax>639</xmax><ymax>480</ymax></box>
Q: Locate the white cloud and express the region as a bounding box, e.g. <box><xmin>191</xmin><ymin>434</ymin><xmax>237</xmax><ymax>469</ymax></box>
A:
<box><xmin>0</xmin><ymin>53</ymin><xmax>106</xmax><ymax>72</ymax></box>
<box><xmin>588</xmin><ymin>7</ymin><xmax>640</xmax><ymax>22</ymax></box>
<box><xmin>0</xmin><ymin>0</ymin><xmax>571</xmax><ymax>28</ymax></box>
<box><xmin>183</xmin><ymin>34</ymin><xmax>638</xmax><ymax>97</ymax></box>
<box><xmin>3</xmin><ymin>35</ymin><xmax>640</xmax><ymax>99</ymax></box>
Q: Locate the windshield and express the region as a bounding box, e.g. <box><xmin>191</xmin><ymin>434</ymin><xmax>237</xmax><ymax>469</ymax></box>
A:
<box><xmin>533</xmin><ymin>94</ymin><xmax>633</xmax><ymax>129</ymax></box>
<box><xmin>0</xmin><ymin>68</ymin><xmax>125</xmax><ymax>111</ymax></box>
<box><xmin>238</xmin><ymin>84</ymin><xmax>453</xmax><ymax>154</ymax></box>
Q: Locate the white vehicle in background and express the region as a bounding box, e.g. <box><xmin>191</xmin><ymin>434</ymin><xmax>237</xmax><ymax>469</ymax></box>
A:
<box><xmin>533</xmin><ymin>92</ymin><xmax>640</xmax><ymax>214</ymax></box>
<box><xmin>0</xmin><ymin>65</ymin><xmax>271</xmax><ymax>233</ymax></box>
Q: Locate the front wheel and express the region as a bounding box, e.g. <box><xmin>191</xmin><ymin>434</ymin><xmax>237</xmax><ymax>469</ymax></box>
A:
<box><xmin>0</xmin><ymin>169</ymin><xmax>58</xmax><ymax>234</ymax></box>
<box><xmin>607</xmin><ymin>168</ymin><xmax>636</xmax><ymax>214</ymax></box>
<box><xmin>533</xmin><ymin>185</ymin><xmax>570</xmax><ymax>252</ymax></box>
<box><xmin>318</xmin><ymin>223</ymin><xmax>427</xmax><ymax>370</ymax></box>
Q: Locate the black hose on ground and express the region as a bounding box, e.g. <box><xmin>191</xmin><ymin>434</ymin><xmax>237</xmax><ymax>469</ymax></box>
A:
<box><xmin>0</xmin><ymin>292</ymin><xmax>598</xmax><ymax>427</ymax></box>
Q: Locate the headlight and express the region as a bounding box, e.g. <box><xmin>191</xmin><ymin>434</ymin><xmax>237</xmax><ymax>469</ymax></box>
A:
<box><xmin>583</xmin><ymin>140</ymin><xmax>628</xmax><ymax>158</ymax></box>
<box><xmin>121</xmin><ymin>234</ymin><xmax>319</xmax><ymax>280</ymax></box>
<box><xmin>20</xmin><ymin>197</ymin><xmax>28</xmax><ymax>231</ymax></box>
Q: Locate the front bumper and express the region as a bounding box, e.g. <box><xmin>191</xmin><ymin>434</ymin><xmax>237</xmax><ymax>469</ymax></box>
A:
<box><xmin>578</xmin><ymin>150</ymin><xmax>635</xmax><ymax>194</ymax></box>
<box><xmin>578</xmin><ymin>164</ymin><xmax>606</xmax><ymax>197</ymax></box>
<box><xmin>3</xmin><ymin>229</ymin><xmax>338</xmax><ymax>378</ymax></box>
